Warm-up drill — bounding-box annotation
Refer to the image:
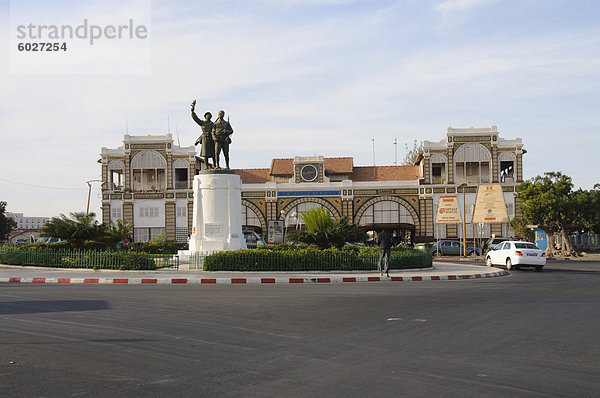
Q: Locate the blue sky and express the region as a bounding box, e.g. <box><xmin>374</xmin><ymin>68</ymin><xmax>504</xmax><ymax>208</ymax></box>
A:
<box><xmin>1</xmin><ymin>0</ymin><xmax>599</xmax><ymax>217</ymax></box>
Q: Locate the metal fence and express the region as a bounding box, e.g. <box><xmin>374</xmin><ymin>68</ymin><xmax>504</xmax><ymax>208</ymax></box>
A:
<box><xmin>570</xmin><ymin>233</ymin><xmax>600</xmax><ymax>250</ymax></box>
<box><xmin>0</xmin><ymin>247</ymin><xmax>178</xmax><ymax>270</ymax></box>
<box><xmin>189</xmin><ymin>249</ymin><xmax>432</xmax><ymax>271</ymax></box>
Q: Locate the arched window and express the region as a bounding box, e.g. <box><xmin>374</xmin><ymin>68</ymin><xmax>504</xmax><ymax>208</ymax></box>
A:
<box><xmin>454</xmin><ymin>144</ymin><xmax>491</xmax><ymax>184</ymax></box>
<box><xmin>131</xmin><ymin>151</ymin><xmax>167</xmax><ymax>191</ymax></box>
<box><xmin>430</xmin><ymin>153</ymin><xmax>447</xmax><ymax>184</ymax></box>
<box><xmin>284</xmin><ymin>201</ymin><xmax>331</xmax><ymax>227</ymax></box>
<box><xmin>107</xmin><ymin>160</ymin><xmax>124</xmax><ymax>191</ymax></box>
<box><xmin>359</xmin><ymin>200</ymin><xmax>414</xmax><ymax>226</ymax></box>
<box><xmin>173</xmin><ymin>159</ymin><xmax>190</xmax><ymax>189</ymax></box>
<box><xmin>498</xmin><ymin>152</ymin><xmax>516</xmax><ymax>183</ymax></box>
<box><xmin>241</xmin><ymin>205</ymin><xmax>262</xmax><ymax>229</ymax></box>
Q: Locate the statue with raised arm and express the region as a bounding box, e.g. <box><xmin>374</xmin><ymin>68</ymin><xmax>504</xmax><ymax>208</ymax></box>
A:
<box><xmin>212</xmin><ymin>110</ymin><xmax>233</xmax><ymax>169</ymax></box>
<box><xmin>190</xmin><ymin>100</ymin><xmax>215</xmax><ymax>169</ymax></box>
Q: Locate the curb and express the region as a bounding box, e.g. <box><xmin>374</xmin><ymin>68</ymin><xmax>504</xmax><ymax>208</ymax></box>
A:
<box><xmin>0</xmin><ymin>271</ymin><xmax>508</xmax><ymax>285</ymax></box>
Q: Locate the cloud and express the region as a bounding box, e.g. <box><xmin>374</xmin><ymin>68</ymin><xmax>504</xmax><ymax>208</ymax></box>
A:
<box><xmin>436</xmin><ymin>0</ymin><xmax>500</xmax><ymax>13</ymax></box>
<box><xmin>1</xmin><ymin>0</ymin><xmax>599</xmax><ymax>216</ymax></box>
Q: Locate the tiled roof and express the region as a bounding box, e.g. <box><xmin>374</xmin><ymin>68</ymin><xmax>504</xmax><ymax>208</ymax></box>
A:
<box><xmin>270</xmin><ymin>157</ymin><xmax>354</xmax><ymax>176</ymax></box>
<box><xmin>325</xmin><ymin>157</ymin><xmax>353</xmax><ymax>174</ymax></box>
<box><xmin>352</xmin><ymin>165</ymin><xmax>420</xmax><ymax>182</ymax></box>
<box><xmin>243</xmin><ymin>158</ymin><xmax>420</xmax><ymax>182</ymax></box>
<box><xmin>235</xmin><ymin>168</ymin><xmax>272</xmax><ymax>184</ymax></box>
<box><xmin>270</xmin><ymin>158</ymin><xmax>294</xmax><ymax>176</ymax></box>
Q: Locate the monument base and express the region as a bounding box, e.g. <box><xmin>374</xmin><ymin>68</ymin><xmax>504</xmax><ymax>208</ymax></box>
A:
<box><xmin>187</xmin><ymin>171</ymin><xmax>247</xmax><ymax>255</ymax></box>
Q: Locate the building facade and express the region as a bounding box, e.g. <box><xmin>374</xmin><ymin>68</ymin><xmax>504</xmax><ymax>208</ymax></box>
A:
<box><xmin>6</xmin><ymin>213</ymin><xmax>50</xmax><ymax>244</ymax></box>
<box><xmin>7</xmin><ymin>213</ymin><xmax>50</xmax><ymax>230</ymax></box>
<box><xmin>100</xmin><ymin>134</ymin><xmax>202</xmax><ymax>242</ymax></box>
<box><xmin>100</xmin><ymin>126</ymin><xmax>524</xmax><ymax>243</ymax></box>
<box><xmin>418</xmin><ymin>126</ymin><xmax>524</xmax><ymax>240</ymax></box>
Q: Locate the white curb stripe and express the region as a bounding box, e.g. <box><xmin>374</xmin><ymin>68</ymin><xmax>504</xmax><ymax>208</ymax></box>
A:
<box><xmin>1</xmin><ymin>270</ymin><xmax>508</xmax><ymax>285</ymax></box>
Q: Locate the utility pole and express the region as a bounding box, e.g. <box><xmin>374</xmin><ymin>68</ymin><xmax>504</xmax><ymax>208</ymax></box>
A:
<box><xmin>459</xmin><ymin>183</ymin><xmax>468</xmax><ymax>256</ymax></box>
<box><xmin>86</xmin><ymin>180</ymin><xmax>105</xmax><ymax>215</ymax></box>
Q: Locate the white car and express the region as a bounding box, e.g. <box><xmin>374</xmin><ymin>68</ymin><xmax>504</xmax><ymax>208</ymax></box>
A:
<box><xmin>486</xmin><ymin>240</ymin><xmax>546</xmax><ymax>272</ymax></box>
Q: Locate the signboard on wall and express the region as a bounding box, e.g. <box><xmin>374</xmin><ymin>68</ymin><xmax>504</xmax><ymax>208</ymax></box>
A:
<box><xmin>435</xmin><ymin>196</ymin><xmax>462</xmax><ymax>223</ymax></box>
<box><xmin>268</xmin><ymin>220</ymin><xmax>285</xmax><ymax>244</ymax></box>
<box><xmin>472</xmin><ymin>185</ymin><xmax>509</xmax><ymax>223</ymax></box>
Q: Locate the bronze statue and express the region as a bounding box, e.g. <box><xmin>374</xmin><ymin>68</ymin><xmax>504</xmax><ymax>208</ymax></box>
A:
<box><xmin>212</xmin><ymin>110</ymin><xmax>233</xmax><ymax>169</ymax></box>
<box><xmin>191</xmin><ymin>100</ymin><xmax>215</xmax><ymax>169</ymax></box>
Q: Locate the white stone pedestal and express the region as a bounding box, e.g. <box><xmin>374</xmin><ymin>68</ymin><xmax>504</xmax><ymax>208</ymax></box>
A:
<box><xmin>187</xmin><ymin>171</ymin><xmax>247</xmax><ymax>253</ymax></box>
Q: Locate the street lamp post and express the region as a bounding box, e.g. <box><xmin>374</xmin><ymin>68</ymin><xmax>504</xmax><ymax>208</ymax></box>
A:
<box><xmin>458</xmin><ymin>183</ymin><xmax>468</xmax><ymax>257</ymax></box>
<box><xmin>86</xmin><ymin>180</ymin><xmax>105</xmax><ymax>215</ymax></box>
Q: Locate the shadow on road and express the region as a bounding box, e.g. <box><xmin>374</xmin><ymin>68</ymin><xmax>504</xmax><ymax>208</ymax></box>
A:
<box><xmin>0</xmin><ymin>300</ymin><xmax>109</xmax><ymax>315</ymax></box>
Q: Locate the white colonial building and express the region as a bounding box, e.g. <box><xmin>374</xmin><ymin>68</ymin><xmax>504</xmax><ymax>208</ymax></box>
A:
<box><xmin>100</xmin><ymin>126</ymin><xmax>525</xmax><ymax>243</ymax></box>
<box><xmin>418</xmin><ymin>125</ymin><xmax>524</xmax><ymax>239</ymax></box>
<box><xmin>100</xmin><ymin>134</ymin><xmax>203</xmax><ymax>242</ymax></box>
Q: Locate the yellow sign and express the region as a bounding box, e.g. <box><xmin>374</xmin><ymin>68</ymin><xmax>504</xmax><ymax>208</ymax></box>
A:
<box><xmin>436</xmin><ymin>196</ymin><xmax>462</xmax><ymax>223</ymax></box>
<box><xmin>472</xmin><ymin>185</ymin><xmax>509</xmax><ymax>223</ymax></box>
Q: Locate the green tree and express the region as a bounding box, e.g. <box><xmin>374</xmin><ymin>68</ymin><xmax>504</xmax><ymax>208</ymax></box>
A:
<box><xmin>0</xmin><ymin>201</ymin><xmax>17</xmax><ymax>242</ymax></box>
<box><xmin>104</xmin><ymin>219</ymin><xmax>132</xmax><ymax>250</ymax></box>
<box><xmin>287</xmin><ymin>207</ymin><xmax>366</xmax><ymax>249</ymax></box>
<box><xmin>516</xmin><ymin>172</ymin><xmax>593</xmax><ymax>255</ymax></box>
<box><xmin>42</xmin><ymin>212</ymin><xmax>107</xmax><ymax>248</ymax></box>
<box><xmin>402</xmin><ymin>140</ymin><xmax>423</xmax><ymax>166</ymax></box>
<box><xmin>509</xmin><ymin>217</ymin><xmax>535</xmax><ymax>242</ymax></box>
<box><xmin>587</xmin><ymin>185</ymin><xmax>600</xmax><ymax>233</ymax></box>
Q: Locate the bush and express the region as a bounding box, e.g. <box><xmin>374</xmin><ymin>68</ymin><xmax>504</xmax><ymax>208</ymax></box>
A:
<box><xmin>124</xmin><ymin>241</ymin><xmax>187</xmax><ymax>254</ymax></box>
<box><xmin>0</xmin><ymin>248</ymin><xmax>23</xmax><ymax>265</ymax></box>
<box><xmin>117</xmin><ymin>252</ymin><xmax>157</xmax><ymax>270</ymax></box>
<box><xmin>204</xmin><ymin>245</ymin><xmax>431</xmax><ymax>272</ymax></box>
<box><xmin>0</xmin><ymin>247</ymin><xmax>156</xmax><ymax>270</ymax></box>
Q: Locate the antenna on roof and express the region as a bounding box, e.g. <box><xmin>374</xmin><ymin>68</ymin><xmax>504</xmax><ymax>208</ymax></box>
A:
<box><xmin>175</xmin><ymin>125</ymin><xmax>181</xmax><ymax>148</ymax></box>
<box><xmin>125</xmin><ymin>116</ymin><xmax>129</xmax><ymax>134</ymax></box>
<box><xmin>167</xmin><ymin>114</ymin><xmax>171</xmax><ymax>134</ymax></box>
<box><xmin>371</xmin><ymin>139</ymin><xmax>375</xmax><ymax>166</ymax></box>
<box><xmin>394</xmin><ymin>138</ymin><xmax>397</xmax><ymax>165</ymax></box>
<box><xmin>371</xmin><ymin>138</ymin><xmax>376</xmax><ymax>179</ymax></box>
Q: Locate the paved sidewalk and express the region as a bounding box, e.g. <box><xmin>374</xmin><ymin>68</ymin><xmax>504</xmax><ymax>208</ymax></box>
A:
<box><xmin>0</xmin><ymin>262</ymin><xmax>507</xmax><ymax>285</ymax></box>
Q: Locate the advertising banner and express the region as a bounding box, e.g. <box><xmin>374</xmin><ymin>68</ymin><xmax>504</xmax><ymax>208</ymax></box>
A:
<box><xmin>268</xmin><ymin>220</ymin><xmax>285</xmax><ymax>244</ymax></box>
<box><xmin>472</xmin><ymin>185</ymin><xmax>509</xmax><ymax>223</ymax></box>
<box><xmin>436</xmin><ymin>196</ymin><xmax>462</xmax><ymax>223</ymax></box>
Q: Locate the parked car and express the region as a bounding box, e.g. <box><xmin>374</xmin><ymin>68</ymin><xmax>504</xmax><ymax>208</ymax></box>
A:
<box><xmin>414</xmin><ymin>243</ymin><xmax>433</xmax><ymax>251</ymax></box>
<box><xmin>243</xmin><ymin>230</ymin><xmax>266</xmax><ymax>249</ymax></box>
<box><xmin>432</xmin><ymin>240</ymin><xmax>480</xmax><ymax>256</ymax></box>
<box><xmin>483</xmin><ymin>237</ymin><xmax>508</xmax><ymax>254</ymax></box>
<box><xmin>485</xmin><ymin>240</ymin><xmax>546</xmax><ymax>271</ymax></box>
<box><xmin>35</xmin><ymin>237</ymin><xmax>62</xmax><ymax>244</ymax></box>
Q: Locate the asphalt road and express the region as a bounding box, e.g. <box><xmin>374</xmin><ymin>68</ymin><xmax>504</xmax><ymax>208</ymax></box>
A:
<box><xmin>1</xmin><ymin>262</ymin><xmax>599</xmax><ymax>397</ymax></box>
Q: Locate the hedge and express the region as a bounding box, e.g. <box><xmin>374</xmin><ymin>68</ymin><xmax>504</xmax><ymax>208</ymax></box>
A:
<box><xmin>203</xmin><ymin>247</ymin><xmax>432</xmax><ymax>271</ymax></box>
<box><xmin>0</xmin><ymin>247</ymin><xmax>158</xmax><ymax>270</ymax></box>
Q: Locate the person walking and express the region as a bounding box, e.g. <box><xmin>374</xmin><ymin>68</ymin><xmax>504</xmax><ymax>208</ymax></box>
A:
<box><xmin>377</xmin><ymin>229</ymin><xmax>393</xmax><ymax>277</ymax></box>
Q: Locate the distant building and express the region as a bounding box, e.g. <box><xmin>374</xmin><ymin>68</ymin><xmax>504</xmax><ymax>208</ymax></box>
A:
<box><xmin>100</xmin><ymin>126</ymin><xmax>525</xmax><ymax>243</ymax></box>
<box><xmin>6</xmin><ymin>212</ymin><xmax>49</xmax><ymax>230</ymax></box>
<box><xmin>6</xmin><ymin>213</ymin><xmax>50</xmax><ymax>244</ymax></box>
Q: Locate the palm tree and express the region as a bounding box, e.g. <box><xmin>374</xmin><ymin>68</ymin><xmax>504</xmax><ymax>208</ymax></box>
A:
<box><xmin>42</xmin><ymin>212</ymin><xmax>106</xmax><ymax>248</ymax></box>
<box><xmin>287</xmin><ymin>208</ymin><xmax>366</xmax><ymax>249</ymax></box>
